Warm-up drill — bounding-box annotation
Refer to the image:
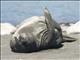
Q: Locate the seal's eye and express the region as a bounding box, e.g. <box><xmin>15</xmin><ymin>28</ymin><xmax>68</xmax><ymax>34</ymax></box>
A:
<box><xmin>18</xmin><ymin>33</ymin><xmax>28</xmax><ymax>46</ymax></box>
<box><xmin>19</xmin><ymin>33</ymin><xmax>27</xmax><ymax>42</ymax></box>
<box><xmin>19</xmin><ymin>35</ymin><xmax>23</xmax><ymax>40</ymax></box>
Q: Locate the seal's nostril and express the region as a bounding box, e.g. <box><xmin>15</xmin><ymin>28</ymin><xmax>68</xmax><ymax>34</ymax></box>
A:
<box><xmin>14</xmin><ymin>37</ymin><xmax>17</xmax><ymax>40</ymax></box>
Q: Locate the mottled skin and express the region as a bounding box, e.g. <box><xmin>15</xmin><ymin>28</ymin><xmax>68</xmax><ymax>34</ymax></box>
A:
<box><xmin>10</xmin><ymin>8</ymin><xmax>63</xmax><ymax>53</ymax></box>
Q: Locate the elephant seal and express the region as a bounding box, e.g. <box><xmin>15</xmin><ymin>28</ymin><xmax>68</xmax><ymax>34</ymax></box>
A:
<box><xmin>10</xmin><ymin>8</ymin><xmax>63</xmax><ymax>53</ymax></box>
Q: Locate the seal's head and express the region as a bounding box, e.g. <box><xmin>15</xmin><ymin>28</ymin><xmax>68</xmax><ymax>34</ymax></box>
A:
<box><xmin>10</xmin><ymin>33</ymin><xmax>37</xmax><ymax>53</ymax></box>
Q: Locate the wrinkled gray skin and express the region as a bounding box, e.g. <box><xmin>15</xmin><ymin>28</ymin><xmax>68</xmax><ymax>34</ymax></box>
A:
<box><xmin>10</xmin><ymin>8</ymin><xmax>63</xmax><ymax>53</ymax></box>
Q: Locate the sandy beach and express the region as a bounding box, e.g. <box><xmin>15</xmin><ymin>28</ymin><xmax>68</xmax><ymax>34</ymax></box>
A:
<box><xmin>1</xmin><ymin>33</ymin><xmax>80</xmax><ymax>60</ymax></box>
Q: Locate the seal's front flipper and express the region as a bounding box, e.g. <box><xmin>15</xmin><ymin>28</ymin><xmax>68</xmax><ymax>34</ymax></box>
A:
<box><xmin>44</xmin><ymin>7</ymin><xmax>55</xmax><ymax>31</ymax></box>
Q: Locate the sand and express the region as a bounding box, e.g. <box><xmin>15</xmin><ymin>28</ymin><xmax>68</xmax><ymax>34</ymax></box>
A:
<box><xmin>1</xmin><ymin>33</ymin><xmax>80</xmax><ymax>60</ymax></box>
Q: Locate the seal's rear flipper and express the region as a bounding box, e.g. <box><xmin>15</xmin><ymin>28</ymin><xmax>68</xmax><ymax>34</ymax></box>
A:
<box><xmin>62</xmin><ymin>35</ymin><xmax>76</xmax><ymax>42</ymax></box>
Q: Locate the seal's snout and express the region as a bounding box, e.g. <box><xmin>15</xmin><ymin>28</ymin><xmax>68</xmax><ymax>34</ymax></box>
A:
<box><xmin>10</xmin><ymin>39</ymin><xmax>17</xmax><ymax>52</ymax></box>
<box><xmin>10</xmin><ymin>34</ymin><xmax>20</xmax><ymax>52</ymax></box>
